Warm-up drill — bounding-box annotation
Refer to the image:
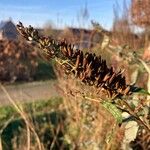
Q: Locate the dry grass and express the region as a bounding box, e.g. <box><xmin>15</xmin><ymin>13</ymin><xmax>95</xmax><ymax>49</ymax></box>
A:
<box><xmin>0</xmin><ymin>83</ymin><xmax>43</xmax><ymax>150</ymax></box>
<box><xmin>0</xmin><ymin>82</ymin><xmax>66</xmax><ymax>149</ymax></box>
<box><xmin>0</xmin><ymin>72</ymin><xmax>126</xmax><ymax>150</ymax></box>
<box><xmin>55</xmin><ymin>68</ymin><xmax>126</xmax><ymax>150</ymax></box>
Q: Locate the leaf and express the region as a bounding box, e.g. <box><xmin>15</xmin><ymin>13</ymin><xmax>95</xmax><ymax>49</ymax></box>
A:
<box><xmin>124</xmin><ymin>121</ymin><xmax>139</xmax><ymax>142</ymax></box>
<box><xmin>102</xmin><ymin>101</ymin><xmax>122</xmax><ymax>123</ymax></box>
<box><xmin>132</xmin><ymin>87</ymin><xmax>150</xmax><ymax>95</ymax></box>
<box><xmin>122</xmin><ymin>121</ymin><xmax>139</xmax><ymax>150</ymax></box>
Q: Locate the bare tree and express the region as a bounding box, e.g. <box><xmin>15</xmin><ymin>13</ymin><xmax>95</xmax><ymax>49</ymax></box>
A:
<box><xmin>131</xmin><ymin>0</ymin><xmax>150</xmax><ymax>60</ymax></box>
<box><xmin>112</xmin><ymin>0</ymin><xmax>141</xmax><ymax>49</ymax></box>
<box><xmin>131</xmin><ymin>0</ymin><xmax>150</xmax><ymax>44</ymax></box>
<box><xmin>131</xmin><ymin>0</ymin><xmax>150</xmax><ymax>28</ymax></box>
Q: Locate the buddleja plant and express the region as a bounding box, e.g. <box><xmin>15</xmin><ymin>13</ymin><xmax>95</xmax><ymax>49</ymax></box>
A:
<box><xmin>16</xmin><ymin>22</ymin><xmax>150</xmax><ymax>142</ymax></box>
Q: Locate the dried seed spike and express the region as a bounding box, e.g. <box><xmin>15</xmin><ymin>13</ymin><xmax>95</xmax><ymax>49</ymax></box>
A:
<box><xmin>107</xmin><ymin>90</ymin><xmax>112</xmax><ymax>98</ymax></box>
<box><xmin>86</xmin><ymin>68</ymin><xmax>92</xmax><ymax>78</ymax></box>
<box><xmin>33</xmin><ymin>30</ymin><xmax>39</xmax><ymax>41</ymax></box>
<box><xmin>123</xmin><ymin>86</ymin><xmax>130</xmax><ymax>95</ymax></box>
<box><xmin>109</xmin><ymin>67</ymin><xmax>113</xmax><ymax>74</ymax></box>
<box><xmin>18</xmin><ymin>21</ymin><xmax>23</xmax><ymax>26</ymax></box>
<box><xmin>102</xmin><ymin>60</ymin><xmax>107</xmax><ymax>69</ymax></box>
<box><xmin>46</xmin><ymin>39</ymin><xmax>51</xmax><ymax>46</ymax></box>
<box><xmin>76</xmin><ymin>49</ymin><xmax>81</xmax><ymax>56</ymax></box>
<box><xmin>64</xmin><ymin>39</ymin><xmax>67</xmax><ymax>44</ymax></box>
<box><xmin>94</xmin><ymin>55</ymin><xmax>97</xmax><ymax>61</ymax></box>
<box><xmin>80</xmin><ymin>72</ymin><xmax>86</xmax><ymax>81</ymax></box>
<box><xmin>20</xmin><ymin>31</ymin><xmax>28</xmax><ymax>39</ymax></box>
<box><xmin>83</xmin><ymin>57</ymin><xmax>87</xmax><ymax>69</ymax></box>
<box><xmin>79</xmin><ymin>51</ymin><xmax>83</xmax><ymax>65</ymax></box>
<box><xmin>52</xmin><ymin>39</ymin><xmax>55</xmax><ymax>44</ymax></box>
<box><xmin>85</xmin><ymin>62</ymin><xmax>92</xmax><ymax>77</ymax></box>
<box><xmin>74</xmin><ymin>55</ymin><xmax>80</xmax><ymax>69</ymax></box>
<box><xmin>85</xmin><ymin>52</ymin><xmax>89</xmax><ymax>59</ymax></box>
<box><xmin>103</xmin><ymin>73</ymin><xmax>111</xmax><ymax>82</ymax></box>
<box><xmin>87</xmin><ymin>61</ymin><xmax>92</xmax><ymax>69</ymax></box>
<box><xmin>108</xmin><ymin>73</ymin><xmax>116</xmax><ymax>84</ymax></box>
<box><xmin>98</xmin><ymin>56</ymin><xmax>101</xmax><ymax>62</ymax></box>
<box><xmin>16</xmin><ymin>24</ymin><xmax>22</xmax><ymax>30</ymax></box>
<box><xmin>28</xmin><ymin>25</ymin><xmax>33</xmax><ymax>33</ymax></box>
<box><xmin>68</xmin><ymin>44</ymin><xmax>72</xmax><ymax>57</ymax></box>
<box><xmin>85</xmin><ymin>52</ymin><xmax>89</xmax><ymax>56</ymax></box>
<box><xmin>87</xmin><ymin>53</ymin><xmax>93</xmax><ymax>63</ymax></box>
<box><xmin>60</xmin><ymin>46</ymin><xmax>67</xmax><ymax>56</ymax></box>
<box><xmin>17</xmin><ymin>22</ymin><xmax>134</xmax><ymax>98</ymax></box>
<box><xmin>97</xmin><ymin>67</ymin><xmax>101</xmax><ymax>73</ymax></box>
<box><xmin>115</xmin><ymin>82</ymin><xmax>120</xmax><ymax>89</ymax></box>
<box><xmin>121</xmin><ymin>76</ymin><xmax>126</xmax><ymax>85</ymax></box>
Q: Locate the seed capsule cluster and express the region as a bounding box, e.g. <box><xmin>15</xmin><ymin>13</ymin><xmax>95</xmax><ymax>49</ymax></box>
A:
<box><xmin>17</xmin><ymin>22</ymin><xmax>132</xmax><ymax>98</ymax></box>
<box><xmin>59</xmin><ymin>41</ymin><xmax>131</xmax><ymax>98</ymax></box>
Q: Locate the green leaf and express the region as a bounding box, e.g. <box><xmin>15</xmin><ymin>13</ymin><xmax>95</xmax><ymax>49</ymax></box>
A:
<box><xmin>102</xmin><ymin>101</ymin><xmax>122</xmax><ymax>123</ymax></box>
<box><xmin>132</xmin><ymin>87</ymin><xmax>150</xmax><ymax>95</ymax></box>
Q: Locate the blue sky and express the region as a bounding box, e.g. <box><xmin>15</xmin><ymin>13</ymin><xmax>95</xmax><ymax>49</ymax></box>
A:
<box><xmin>0</xmin><ymin>0</ymin><xmax>131</xmax><ymax>29</ymax></box>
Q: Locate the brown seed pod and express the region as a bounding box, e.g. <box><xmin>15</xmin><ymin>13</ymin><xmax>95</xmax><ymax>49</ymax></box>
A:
<box><xmin>123</xmin><ymin>86</ymin><xmax>131</xmax><ymax>95</ymax></box>
<box><xmin>67</xmin><ymin>44</ymin><xmax>73</xmax><ymax>57</ymax></box>
<box><xmin>108</xmin><ymin>73</ymin><xmax>116</xmax><ymax>84</ymax></box>
<box><xmin>74</xmin><ymin>55</ymin><xmax>80</xmax><ymax>70</ymax></box>
<box><xmin>103</xmin><ymin>73</ymin><xmax>111</xmax><ymax>82</ymax></box>
<box><xmin>60</xmin><ymin>46</ymin><xmax>68</xmax><ymax>56</ymax></box>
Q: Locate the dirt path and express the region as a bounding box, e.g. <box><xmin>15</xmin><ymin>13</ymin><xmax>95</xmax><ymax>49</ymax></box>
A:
<box><xmin>0</xmin><ymin>80</ymin><xmax>60</xmax><ymax>106</ymax></box>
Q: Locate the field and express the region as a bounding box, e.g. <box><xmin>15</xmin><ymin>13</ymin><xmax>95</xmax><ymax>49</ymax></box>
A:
<box><xmin>0</xmin><ymin>80</ymin><xmax>58</xmax><ymax>106</ymax></box>
<box><xmin>0</xmin><ymin>97</ymin><xmax>65</xmax><ymax>150</ymax></box>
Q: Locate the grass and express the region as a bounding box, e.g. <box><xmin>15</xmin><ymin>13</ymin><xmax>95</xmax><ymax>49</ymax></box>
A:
<box><xmin>0</xmin><ymin>97</ymin><xmax>69</xmax><ymax>150</ymax></box>
<box><xmin>0</xmin><ymin>97</ymin><xmax>63</xmax><ymax>125</ymax></box>
<box><xmin>0</xmin><ymin>82</ymin><xmax>123</xmax><ymax>150</ymax></box>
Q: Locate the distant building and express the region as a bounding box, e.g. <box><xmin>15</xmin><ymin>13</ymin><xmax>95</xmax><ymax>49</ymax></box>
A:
<box><xmin>59</xmin><ymin>27</ymin><xmax>112</xmax><ymax>49</ymax></box>
<box><xmin>0</xmin><ymin>20</ymin><xmax>18</xmax><ymax>40</ymax></box>
<box><xmin>58</xmin><ymin>27</ymin><xmax>93</xmax><ymax>49</ymax></box>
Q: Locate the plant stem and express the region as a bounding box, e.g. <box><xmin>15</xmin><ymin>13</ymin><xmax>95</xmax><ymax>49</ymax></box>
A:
<box><xmin>121</xmin><ymin>100</ymin><xmax>150</xmax><ymax>132</ymax></box>
<box><xmin>80</xmin><ymin>94</ymin><xmax>150</xmax><ymax>132</ymax></box>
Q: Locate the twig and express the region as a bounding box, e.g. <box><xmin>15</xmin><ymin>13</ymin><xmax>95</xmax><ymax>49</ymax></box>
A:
<box><xmin>78</xmin><ymin>93</ymin><xmax>150</xmax><ymax>132</ymax></box>
<box><xmin>121</xmin><ymin>100</ymin><xmax>150</xmax><ymax>132</ymax></box>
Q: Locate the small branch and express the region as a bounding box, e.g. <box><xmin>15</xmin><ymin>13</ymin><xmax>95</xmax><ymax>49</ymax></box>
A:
<box><xmin>55</xmin><ymin>57</ymin><xmax>75</xmax><ymax>69</ymax></box>
<box><xmin>121</xmin><ymin>100</ymin><xmax>150</xmax><ymax>132</ymax></box>
<box><xmin>82</xmin><ymin>95</ymin><xmax>102</xmax><ymax>103</ymax></box>
<box><xmin>139</xmin><ymin>59</ymin><xmax>150</xmax><ymax>74</ymax></box>
<box><xmin>78</xmin><ymin>93</ymin><xmax>150</xmax><ymax>132</ymax></box>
